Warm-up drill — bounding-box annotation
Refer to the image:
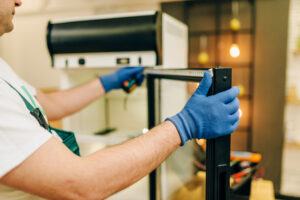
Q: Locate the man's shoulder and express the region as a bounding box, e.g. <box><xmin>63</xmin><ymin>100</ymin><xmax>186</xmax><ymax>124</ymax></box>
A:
<box><xmin>0</xmin><ymin>58</ymin><xmax>19</xmax><ymax>79</ymax></box>
<box><xmin>0</xmin><ymin>58</ymin><xmax>36</xmax><ymax>96</ymax></box>
<box><xmin>0</xmin><ymin>79</ymin><xmax>27</xmax><ymax>111</ymax></box>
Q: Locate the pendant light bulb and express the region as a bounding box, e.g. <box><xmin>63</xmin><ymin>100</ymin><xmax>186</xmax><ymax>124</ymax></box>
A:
<box><xmin>230</xmin><ymin>44</ymin><xmax>240</xmax><ymax>58</ymax></box>
<box><xmin>230</xmin><ymin>1</ymin><xmax>241</xmax><ymax>31</ymax></box>
<box><xmin>230</xmin><ymin>18</ymin><xmax>241</xmax><ymax>31</ymax></box>
<box><xmin>198</xmin><ymin>35</ymin><xmax>209</xmax><ymax>64</ymax></box>
<box><xmin>198</xmin><ymin>52</ymin><xmax>209</xmax><ymax>64</ymax></box>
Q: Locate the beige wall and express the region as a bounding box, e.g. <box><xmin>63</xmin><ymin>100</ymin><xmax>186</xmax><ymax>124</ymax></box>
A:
<box><xmin>253</xmin><ymin>0</ymin><xmax>290</xmax><ymax>192</ymax></box>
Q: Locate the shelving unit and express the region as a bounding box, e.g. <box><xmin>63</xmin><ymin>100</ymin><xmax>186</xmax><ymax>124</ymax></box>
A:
<box><xmin>162</xmin><ymin>0</ymin><xmax>256</xmax><ymax>151</ymax></box>
<box><xmin>189</xmin><ymin>29</ymin><xmax>253</xmax><ymax>36</ymax></box>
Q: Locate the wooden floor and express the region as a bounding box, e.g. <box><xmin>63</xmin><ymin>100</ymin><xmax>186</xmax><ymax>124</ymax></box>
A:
<box><xmin>281</xmin><ymin>143</ymin><xmax>300</xmax><ymax>197</ymax></box>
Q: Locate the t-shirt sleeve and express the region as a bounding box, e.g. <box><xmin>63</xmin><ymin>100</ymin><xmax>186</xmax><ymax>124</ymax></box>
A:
<box><xmin>0</xmin><ymin>81</ymin><xmax>52</xmax><ymax>178</ymax></box>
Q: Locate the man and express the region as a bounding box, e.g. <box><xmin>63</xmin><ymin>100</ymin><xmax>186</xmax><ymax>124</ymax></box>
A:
<box><xmin>0</xmin><ymin>0</ymin><xmax>240</xmax><ymax>199</ymax></box>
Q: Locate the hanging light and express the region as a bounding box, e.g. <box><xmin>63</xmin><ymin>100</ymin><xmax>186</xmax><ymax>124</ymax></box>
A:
<box><xmin>197</xmin><ymin>35</ymin><xmax>209</xmax><ymax>65</ymax></box>
<box><xmin>229</xmin><ymin>1</ymin><xmax>241</xmax><ymax>58</ymax></box>
<box><xmin>230</xmin><ymin>1</ymin><xmax>241</xmax><ymax>31</ymax></box>
<box><xmin>198</xmin><ymin>52</ymin><xmax>209</xmax><ymax>65</ymax></box>
<box><xmin>230</xmin><ymin>43</ymin><xmax>240</xmax><ymax>58</ymax></box>
<box><xmin>230</xmin><ymin>18</ymin><xmax>241</xmax><ymax>31</ymax></box>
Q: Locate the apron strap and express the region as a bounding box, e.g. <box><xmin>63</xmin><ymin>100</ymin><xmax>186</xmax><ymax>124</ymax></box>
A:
<box><xmin>2</xmin><ymin>80</ymin><xmax>35</xmax><ymax>111</ymax></box>
<box><xmin>1</xmin><ymin>79</ymin><xmax>50</xmax><ymax>130</ymax></box>
<box><xmin>1</xmin><ymin>78</ymin><xmax>81</xmax><ymax>156</ymax></box>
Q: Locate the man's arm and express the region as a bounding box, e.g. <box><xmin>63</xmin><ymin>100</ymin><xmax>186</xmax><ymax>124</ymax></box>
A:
<box><xmin>37</xmin><ymin>79</ymin><xmax>104</xmax><ymax>121</ymax></box>
<box><xmin>1</xmin><ymin>72</ymin><xmax>240</xmax><ymax>200</ymax></box>
<box><xmin>37</xmin><ymin>67</ymin><xmax>144</xmax><ymax>121</ymax></box>
<box><xmin>0</xmin><ymin>121</ymin><xmax>181</xmax><ymax>200</ymax></box>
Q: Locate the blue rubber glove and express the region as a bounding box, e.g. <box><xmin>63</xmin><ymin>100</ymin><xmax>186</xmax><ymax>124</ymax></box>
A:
<box><xmin>100</xmin><ymin>67</ymin><xmax>144</xmax><ymax>93</ymax></box>
<box><xmin>167</xmin><ymin>72</ymin><xmax>240</xmax><ymax>145</ymax></box>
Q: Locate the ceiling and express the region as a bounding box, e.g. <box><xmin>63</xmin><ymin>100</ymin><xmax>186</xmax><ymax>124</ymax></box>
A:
<box><xmin>17</xmin><ymin>0</ymin><xmax>186</xmax><ymax>15</ymax></box>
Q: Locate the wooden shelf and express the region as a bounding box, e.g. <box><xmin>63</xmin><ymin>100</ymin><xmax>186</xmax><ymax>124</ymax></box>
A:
<box><xmin>189</xmin><ymin>29</ymin><xmax>253</xmax><ymax>37</ymax></box>
<box><xmin>189</xmin><ymin>62</ymin><xmax>253</xmax><ymax>68</ymax></box>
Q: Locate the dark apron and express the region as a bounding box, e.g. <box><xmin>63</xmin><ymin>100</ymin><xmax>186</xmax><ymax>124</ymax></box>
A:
<box><xmin>3</xmin><ymin>80</ymin><xmax>80</xmax><ymax>156</ymax></box>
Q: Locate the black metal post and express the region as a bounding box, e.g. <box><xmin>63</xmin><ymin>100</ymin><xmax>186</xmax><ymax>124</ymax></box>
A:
<box><xmin>147</xmin><ymin>76</ymin><xmax>157</xmax><ymax>200</ymax></box>
<box><xmin>206</xmin><ymin>68</ymin><xmax>232</xmax><ymax>200</ymax></box>
<box><xmin>146</xmin><ymin>68</ymin><xmax>232</xmax><ymax>200</ymax></box>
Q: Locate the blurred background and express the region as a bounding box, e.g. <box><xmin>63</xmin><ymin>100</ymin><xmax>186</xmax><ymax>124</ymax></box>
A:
<box><xmin>0</xmin><ymin>0</ymin><xmax>299</xmax><ymax>199</ymax></box>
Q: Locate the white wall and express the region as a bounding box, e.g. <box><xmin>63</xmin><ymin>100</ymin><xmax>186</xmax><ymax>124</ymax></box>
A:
<box><xmin>285</xmin><ymin>0</ymin><xmax>300</xmax><ymax>142</ymax></box>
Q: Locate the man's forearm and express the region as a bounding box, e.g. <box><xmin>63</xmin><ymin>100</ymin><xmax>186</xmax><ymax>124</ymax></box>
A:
<box><xmin>80</xmin><ymin>121</ymin><xmax>181</xmax><ymax>199</ymax></box>
<box><xmin>37</xmin><ymin>78</ymin><xmax>105</xmax><ymax>120</ymax></box>
<box><xmin>1</xmin><ymin>121</ymin><xmax>181</xmax><ymax>200</ymax></box>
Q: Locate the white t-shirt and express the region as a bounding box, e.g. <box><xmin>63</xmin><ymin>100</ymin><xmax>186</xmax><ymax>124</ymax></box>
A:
<box><xmin>0</xmin><ymin>58</ymin><xmax>52</xmax><ymax>199</ymax></box>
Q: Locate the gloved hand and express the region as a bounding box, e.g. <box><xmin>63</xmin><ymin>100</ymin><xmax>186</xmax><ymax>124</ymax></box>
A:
<box><xmin>167</xmin><ymin>72</ymin><xmax>240</xmax><ymax>145</ymax></box>
<box><xmin>99</xmin><ymin>67</ymin><xmax>144</xmax><ymax>93</ymax></box>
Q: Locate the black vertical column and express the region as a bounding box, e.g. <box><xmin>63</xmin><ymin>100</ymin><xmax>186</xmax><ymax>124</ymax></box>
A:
<box><xmin>147</xmin><ymin>76</ymin><xmax>157</xmax><ymax>200</ymax></box>
<box><xmin>206</xmin><ymin>68</ymin><xmax>232</xmax><ymax>200</ymax></box>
